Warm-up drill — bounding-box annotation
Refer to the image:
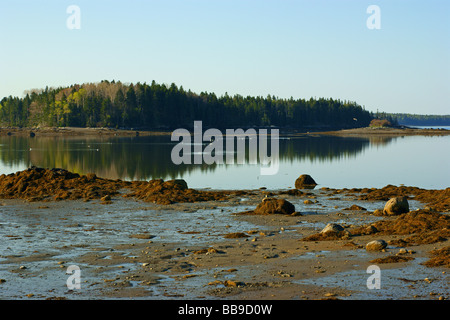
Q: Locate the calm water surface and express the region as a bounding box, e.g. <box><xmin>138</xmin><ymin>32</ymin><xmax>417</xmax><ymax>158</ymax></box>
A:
<box><xmin>0</xmin><ymin>133</ymin><xmax>448</xmax><ymax>190</ymax></box>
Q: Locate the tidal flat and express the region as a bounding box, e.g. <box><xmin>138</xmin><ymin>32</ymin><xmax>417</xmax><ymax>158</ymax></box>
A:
<box><xmin>0</xmin><ymin>168</ymin><xmax>448</xmax><ymax>300</ymax></box>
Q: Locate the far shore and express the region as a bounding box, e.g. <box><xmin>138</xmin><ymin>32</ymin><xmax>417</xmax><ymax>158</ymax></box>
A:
<box><xmin>310</xmin><ymin>126</ymin><xmax>450</xmax><ymax>137</ymax></box>
<box><xmin>0</xmin><ymin>126</ymin><xmax>171</xmax><ymax>137</ymax></box>
<box><xmin>1</xmin><ymin>125</ymin><xmax>449</xmax><ymax>138</ymax></box>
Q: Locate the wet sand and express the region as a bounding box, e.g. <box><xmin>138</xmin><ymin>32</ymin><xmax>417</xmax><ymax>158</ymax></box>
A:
<box><xmin>1</xmin><ymin>179</ymin><xmax>449</xmax><ymax>300</ymax></box>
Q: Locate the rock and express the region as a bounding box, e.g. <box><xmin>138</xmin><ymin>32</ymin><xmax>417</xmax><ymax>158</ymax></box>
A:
<box><xmin>224</xmin><ymin>232</ymin><xmax>249</xmax><ymax>239</ymax></box>
<box><xmin>312</xmin><ymin>223</ymin><xmax>351</xmax><ymax>240</ymax></box>
<box><xmin>366</xmin><ymin>240</ymin><xmax>387</xmax><ymax>251</ymax></box>
<box><xmin>383</xmin><ymin>196</ymin><xmax>409</xmax><ymax>216</ymax></box>
<box><xmin>254</xmin><ymin>198</ymin><xmax>295</xmax><ymax>215</ymax></box>
<box><xmin>327</xmin><ymin>224</ymin><xmax>343</xmax><ymax>234</ymax></box>
<box><xmin>85</xmin><ymin>173</ymin><xmax>97</xmax><ymax>182</ymax></box>
<box><xmin>364</xmin><ymin>225</ymin><xmax>378</xmax><ymax>234</ymax></box>
<box><xmin>29</xmin><ymin>132</ymin><xmax>35</xmax><ymax>137</ymax></box>
<box><xmin>130</xmin><ymin>233</ymin><xmax>155</xmax><ymax>240</ymax></box>
<box><xmin>321</xmin><ymin>223</ymin><xmax>345</xmax><ymax>234</ymax></box>
<box><xmin>163</xmin><ymin>179</ymin><xmax>188</xmax><ymax>190</ymax></box>
<box><xmin>303</xmin><ymin>199</ymin><xmax>314</xmax><ymax>204</ymax></box>
<box><xmin>344</xmin><ymin>204</ymin><xmax>367</xmax><ymax>211</ymax></box>
<box><xmin>295</xmin><ymin>174</ymin><xmax>317</xmax><ymax>189</ymax></box>
<box><xmin>373</xmin><ymin>209</ymin><xmax>384</xmax><ymax>216</ymax></box>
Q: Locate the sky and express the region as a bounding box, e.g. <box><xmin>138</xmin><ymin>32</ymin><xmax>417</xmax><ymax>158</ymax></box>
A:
<box><xmin>0</xmin><ymin>0</ymin><xmax>449</xmax><ymax>115</ymax></box>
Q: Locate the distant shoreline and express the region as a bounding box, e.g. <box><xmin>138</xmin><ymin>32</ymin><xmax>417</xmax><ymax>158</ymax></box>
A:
<box><xmin>307</xmin><ymin>126</ymin><xmax>450</xmax><ymax>136</ymax></box>
<box><xmin>0</xmin><ymin>126</ymin><xmax>171</xmax><ymax>137</ymax></box>
<box><xmin>0</xmin><ymin>125</ymin><xmax>449</xmax><ymax>137</ymax></box>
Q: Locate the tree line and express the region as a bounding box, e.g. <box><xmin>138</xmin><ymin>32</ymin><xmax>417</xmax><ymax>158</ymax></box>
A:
<box><xmin>0</xmin><ymin>80</ymin><xmax>374</xmax><ymax>130</ymax></box>
<box><xmin>385</xmin><ymin>113</ymin><xmax>450</xmax><ymax>126</ymax></box>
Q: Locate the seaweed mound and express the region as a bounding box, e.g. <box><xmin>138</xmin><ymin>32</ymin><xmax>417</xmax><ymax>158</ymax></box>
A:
<box><xmin>350</xmin><ymin>209</ymin><xmax>450</xmax><ymax>246</ymax></box>
<box><xmin>0</xmin><ymin>166</ymin><xmax>125</xmax><ymax>202</ymax></box>
<box><xmin>125</xmin><ymin>179</ymin><xmax>230</xmax><ymax>205</ymax></box>
<box><xmin>422</xmin><ymin>246</ymin><xmax>450</xmax><ymax>268</ymax></box>
<box><xmin>0</xmin><ymin>167</ymin><xmax>233</xmax><ymax>204</ymax></box>
<box><xmin>354</xmin><ymin>185</ymin><xmax>450</xmax><ymax>212</ymax></box>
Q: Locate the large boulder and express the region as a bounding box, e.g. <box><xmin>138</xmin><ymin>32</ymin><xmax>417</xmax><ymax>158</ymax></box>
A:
<box><xmin>383</xmin><ymin>196</ymin><xmax>409</xmax><ymax>216</ymax></box>
<box><xmin>295</xmin><ymin>174</ymin><xmax>317</xmax><ymax>189</ymax></box>
<box><xmin>254</xmin><ymin>198</ymin><xmax>295</xmax><ymax>215</ymax></box>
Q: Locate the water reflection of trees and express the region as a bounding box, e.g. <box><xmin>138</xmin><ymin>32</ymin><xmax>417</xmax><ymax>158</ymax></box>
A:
<box><xmin>0</xmin><ymin>135</ymin><xmax>393</xmax><ymax>180</ymax></box>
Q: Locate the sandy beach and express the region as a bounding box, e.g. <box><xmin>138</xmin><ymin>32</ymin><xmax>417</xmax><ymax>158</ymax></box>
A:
<box><xmin>0</xmin><ymin>167</ymin><xmax>448</xmax><ymax>300</ymax></box>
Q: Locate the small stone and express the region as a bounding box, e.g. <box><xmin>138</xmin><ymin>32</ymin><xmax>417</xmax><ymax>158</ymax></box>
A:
<box><xmin>324</xmin><ymin>292</ymin><xmax>337</xmax><ymax>297</ymax></box>
<box><xmin>320</xmin><ymin>223</ymin><xmax>344</xmax><ymax>234</ymax></box>
<box><xmin>101</xmin><ymin>195</ymin><xmax>111</xmax><ymax>201</ymax></box>
<box><xmin>366</xmin><ymin>240</ymin><xmax>387</xmax><ymax>251</ymax></box>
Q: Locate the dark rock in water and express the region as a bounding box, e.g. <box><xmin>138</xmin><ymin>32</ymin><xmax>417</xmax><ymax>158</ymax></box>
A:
<box><xmin>164</xmin><ymin>179</ymin><xmax>188</xmax><ymax>190</ymax></box>
<box><xmin>254</xmin><ymin>198</ymin><xmax>295</xmax><ymax>215</ymax></box>
<box><xmin>383</xmin><ymin>196</ymin><xmax>409</xmax><ymax>216</ymax></box>
<box><xmin>30</xmin><ymin>132</ymin><xmax>35</xmax><ymax>137</ymax></box>
<box><xmin>295</xmin><ymin>174</ymin><xmax>317</xmax><ymax>189</ymax></box>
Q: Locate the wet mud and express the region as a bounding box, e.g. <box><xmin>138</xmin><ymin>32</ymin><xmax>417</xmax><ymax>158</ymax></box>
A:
<box><xmin>0</xmin><ymin>168</ymin><xmax>449</xmax><ymax>300</ymax></box>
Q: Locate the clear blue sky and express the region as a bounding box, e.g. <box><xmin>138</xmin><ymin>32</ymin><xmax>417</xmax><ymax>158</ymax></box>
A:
<box><xmin>0</xmin><ymin>0</ymin><xmax>449</xmax><ymax>114</ymax></box>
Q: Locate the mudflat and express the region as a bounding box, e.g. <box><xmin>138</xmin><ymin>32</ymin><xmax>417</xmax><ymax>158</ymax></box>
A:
<box><xmin>0</xmin><ymin>167</ymin><xmax>449</xmax><ymax>300</ymax></box>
